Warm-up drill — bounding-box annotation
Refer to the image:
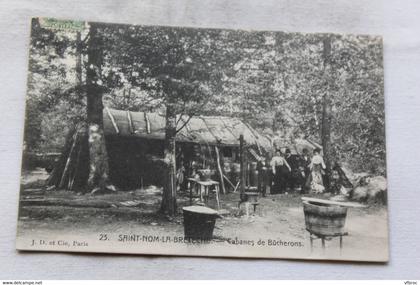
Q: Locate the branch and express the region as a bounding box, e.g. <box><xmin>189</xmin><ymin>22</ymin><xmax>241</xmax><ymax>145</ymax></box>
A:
<box><xmin>175</xmin><ymin>88</ymin><xmax>215</xmax><ymax>131</ymax></box>
<box><xmin>175</xmin><ymin>101</ymin><xmax>187</xmax><ymax>126</ymax></box>
<box><xmin>175</xmin><ymin>114</ymin><xmax>193</xmax><ymax>134</ymax></box>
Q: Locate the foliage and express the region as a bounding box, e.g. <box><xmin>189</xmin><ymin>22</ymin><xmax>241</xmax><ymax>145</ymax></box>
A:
<box><xmin>25</xmin><ymin>19</ymin><xmax>85</xmax><ymax>152</ymax></box>
<box><xmin>25</xmin><ymin>19</ymin><xmax>385</xmax><ymax>174</ymax></box>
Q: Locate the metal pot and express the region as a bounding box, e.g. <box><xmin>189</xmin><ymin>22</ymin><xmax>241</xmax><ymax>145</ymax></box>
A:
<box><xmin>197</xmin><ymin>169</ymin><xmax>212</xmax><ymax>181</ymax></box>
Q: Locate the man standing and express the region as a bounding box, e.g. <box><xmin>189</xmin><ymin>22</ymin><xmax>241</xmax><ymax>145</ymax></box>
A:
<box><xmin>301</xmin><ymin>148</ymin><xmax>311</xmax><ymax>193</ymax></box>
<box><xmin>285</xmin><ymin>148</ymin><xmax>300</xmax><ymax>192</ymax></box>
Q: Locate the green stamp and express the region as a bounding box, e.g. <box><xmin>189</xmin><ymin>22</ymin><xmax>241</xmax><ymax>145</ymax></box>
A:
<box><xmin>39</xmin><ymin>18</ymin><xmax>85</xmax><ymax>31</ymax></box>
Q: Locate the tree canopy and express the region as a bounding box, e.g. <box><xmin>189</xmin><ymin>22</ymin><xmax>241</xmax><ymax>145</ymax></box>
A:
<box><xmin>25</xmin><ymin>19</ymin><xmax>385</xmax><ymax>175</ymax></box>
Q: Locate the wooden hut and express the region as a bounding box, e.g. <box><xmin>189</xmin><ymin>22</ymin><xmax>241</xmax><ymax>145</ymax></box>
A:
<box><xmin>49</xmin><ymin>108</ymin><xmax>272</xmax><ymax>191</ymax></box>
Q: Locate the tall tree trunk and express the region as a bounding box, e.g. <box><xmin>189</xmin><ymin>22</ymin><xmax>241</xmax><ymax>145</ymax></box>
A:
<box><xmin>86</xmin><ymin>23</ymin><xmax>110</xmax><ymax>192</ymax></box>
<box><xmin>76</xmin><ymin>31</ymin><xmax>83</xmax><ymax>86</ymax></box>
<box><xmin>321</xmin><ymin>93</ymin><xmax>332</xmax><ymax>187</ymax></box>
<box><xmin>321</xmin><ymin>36</ymin><xmax>333</xmax><ymax>189</ymax></box>
<box><xmin>160</xmin><ymin>103</ymin><xmax>177</xmax><ymax>216</ymax></box>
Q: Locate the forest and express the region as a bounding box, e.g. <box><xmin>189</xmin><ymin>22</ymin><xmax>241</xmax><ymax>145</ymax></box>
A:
<box><xmin>23</xmin><ymin>18</ymin><xmax>385</xmax><ymax>216</ymax></box>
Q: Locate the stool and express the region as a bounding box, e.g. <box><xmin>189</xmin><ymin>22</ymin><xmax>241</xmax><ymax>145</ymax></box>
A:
<box><xmin>308</xmin><ymin>231</ymin><xmax>348</xmax><ymax>254</ymax></box>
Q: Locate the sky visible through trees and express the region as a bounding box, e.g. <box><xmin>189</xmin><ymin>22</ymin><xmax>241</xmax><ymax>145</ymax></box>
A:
<box><xmin>25</xmin><ymin>18</ymin><xmax>385</xmax><ymax>176</ymax></box>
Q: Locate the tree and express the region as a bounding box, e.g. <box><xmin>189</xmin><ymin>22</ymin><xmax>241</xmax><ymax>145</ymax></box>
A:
<box><xmin>85</xmin><ymin>23</ymin><xmax>113</xmax><ymax>192</ymax></box>
<box><xmin>321</xmin><ymin>35</ymin><xmax>333</xmax><ymax>187</ymax></box>
<box><xmin>25</xmin><ymin>18</ymin><xmax>82</xmax><ymax>153</ymax></box>
<box><xmin>97</xmin><ymin>26</ymin><xmax>227</xmax><ymax>214</ymax></box>
<box><xmin>26</xmin><ymin>19</ymin><xmax>385</xmax><ymax>199</ymax></box>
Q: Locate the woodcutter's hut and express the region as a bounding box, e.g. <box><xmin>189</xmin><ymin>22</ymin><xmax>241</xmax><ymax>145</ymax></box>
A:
<box><xmin>49</xmin><ymin>108</ymin><xmax>272</xmax><ymax>192</ymax></box>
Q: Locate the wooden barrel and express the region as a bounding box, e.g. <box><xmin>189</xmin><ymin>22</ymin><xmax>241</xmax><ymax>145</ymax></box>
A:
<box><xmin>183</xmin><ymin>206</ymin><xmax>219</xmax><ymax>240</ymax></box>
<box><xmin>303</xmin><ymin>201</ymin><xmax>348</xmax><ymax>236</ymax></box>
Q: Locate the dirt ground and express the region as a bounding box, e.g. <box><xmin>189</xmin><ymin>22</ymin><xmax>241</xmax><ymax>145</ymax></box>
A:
<box><xmin>16</xmin><ymin>168</ymin><xmax>389</xmax><ymax>261</ymax></box>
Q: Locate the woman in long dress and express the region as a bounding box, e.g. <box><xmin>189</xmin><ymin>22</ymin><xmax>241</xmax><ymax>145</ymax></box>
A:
<box><xmin>270</xmin><ymin>150</ymin><xmax>291</xmax><ymax>194</ymax></box>
<box><xmin>309</xmin><ymin>148</ymin><xmax>326</xmax><ymax>193</ymax></box>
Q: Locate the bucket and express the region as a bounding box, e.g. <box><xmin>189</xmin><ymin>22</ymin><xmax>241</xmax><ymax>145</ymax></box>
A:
<box><xmin>183</xmin><ymin>206</ymin><xmax>220</xmax><ymax>240</ymax></box>
<box><xmin>243</xmin><ymin>187</ymin><xmax>259</xmax><ymax>203</ymax></box>
<box><xmin>223</xmin><ymin>162</ymin><xmax>231</xmax><ymax>173</ymax></box>
<box><xmin>303</xmin><ymin>200</ymin><xmax>347</xmax><ymax>236</ymax></box>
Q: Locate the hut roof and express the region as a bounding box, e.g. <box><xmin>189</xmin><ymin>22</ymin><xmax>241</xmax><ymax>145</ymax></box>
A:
<box><xmin>103</xmin><ymin>108</ymin><xmax>272</xmax><ymax>151</ymax></box>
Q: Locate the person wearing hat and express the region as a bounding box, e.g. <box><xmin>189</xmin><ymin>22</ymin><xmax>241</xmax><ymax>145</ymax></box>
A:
<box><xmin>284</xmin><ymin>148</ymin><xmax>296</xmax><ymax>191</ymax></box>
<box><xmin>300</xmin><ymin>148</ymin><xmax>312</xmax><ymax>193</ymax></box>
<box><xmin>309</xmin><ymin>148</ymin><xmax>326</xmax><ymax>193</ymax></box>
<box><xmin>270</xmin><ymin>149</ymin><xmax>291</xmax><ymax>194</ymax></box>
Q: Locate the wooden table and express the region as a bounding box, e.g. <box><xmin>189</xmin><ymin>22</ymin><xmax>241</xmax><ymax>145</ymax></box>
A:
<box><xmin>187</xmin><ymin>178</ymin><xmax>220</xmax><ymax>209</ymax></box>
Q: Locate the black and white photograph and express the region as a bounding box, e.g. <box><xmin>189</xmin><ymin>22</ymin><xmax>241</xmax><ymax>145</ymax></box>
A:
<box><xmin>16</xmin><ymin>17</ymin><xmax>387</xmax><ymax>262</ymax></box>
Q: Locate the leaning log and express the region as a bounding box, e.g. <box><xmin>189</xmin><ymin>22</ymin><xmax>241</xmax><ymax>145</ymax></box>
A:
<box><xmin>68</xmin><ymin>138</ymin><xmax>83</xmax><ymax>191</ymax></box>
<box><xmin>223</xmin><ymin>173</ymin><xmax>235</xmax><ymax>189</ymax></box>
<box><xmin>47</xmin><ymin>127</ymin><xmax>77</xmax><ymax>187</ymax></box>
<box><xmin>59</xmin><ymin>131</ymin><xmax>79</xmax><ymax>189</ymax></box>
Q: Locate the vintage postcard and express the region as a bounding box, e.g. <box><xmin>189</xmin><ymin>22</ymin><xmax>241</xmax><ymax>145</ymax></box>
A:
<box><xmin>16</xmin><ymin>17</ymin><xmax>388</xmax><ymax>262</ymax></box>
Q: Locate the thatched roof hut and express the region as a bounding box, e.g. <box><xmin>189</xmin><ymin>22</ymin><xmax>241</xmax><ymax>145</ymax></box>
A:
<box><xmin>49</xmin><ymin>108</ymin><xmax>272</xmax><ymax>192</ymax></box>
<box><xmin>103</xmin><ymin>108</ymin><xmax>272</xmax><ymax>151</ymax></box>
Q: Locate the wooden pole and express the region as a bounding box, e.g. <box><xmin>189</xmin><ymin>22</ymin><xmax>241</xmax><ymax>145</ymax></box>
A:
<box><xmin>239</xmin><ymin>134</ymin><xmax>245</xmax><ymax>195</ymax></box>
<box><xmin>215</xmin><ymin>146</ymin><xmax>226</xmax><ymax>194</ymax></box>
<box><xmin>321</xmin><ymin>35</ymin><xmax>333</xmax><ymax>189</ymax></box>
<box><xmin>257</xmin><ymin>160</ymin><xmax>262</xmax><ymax>193</ymax></box>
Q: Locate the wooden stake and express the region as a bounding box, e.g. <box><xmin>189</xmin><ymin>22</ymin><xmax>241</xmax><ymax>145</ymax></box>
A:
<box><xmin>215</xmin><ymin>146</ymin><xmax>226</xmax><ymax>194</ymax></box>
<box><xmin>105</xmin><ymin>107</ymin><xmax>119</xmax><ymax>134</ymax></box>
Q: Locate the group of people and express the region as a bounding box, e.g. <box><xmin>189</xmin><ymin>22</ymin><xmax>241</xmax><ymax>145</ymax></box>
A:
<box><xmin>269</xmin><ymin>147</ymin><xmax>326</xmax><ymax>194</ymax></box>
